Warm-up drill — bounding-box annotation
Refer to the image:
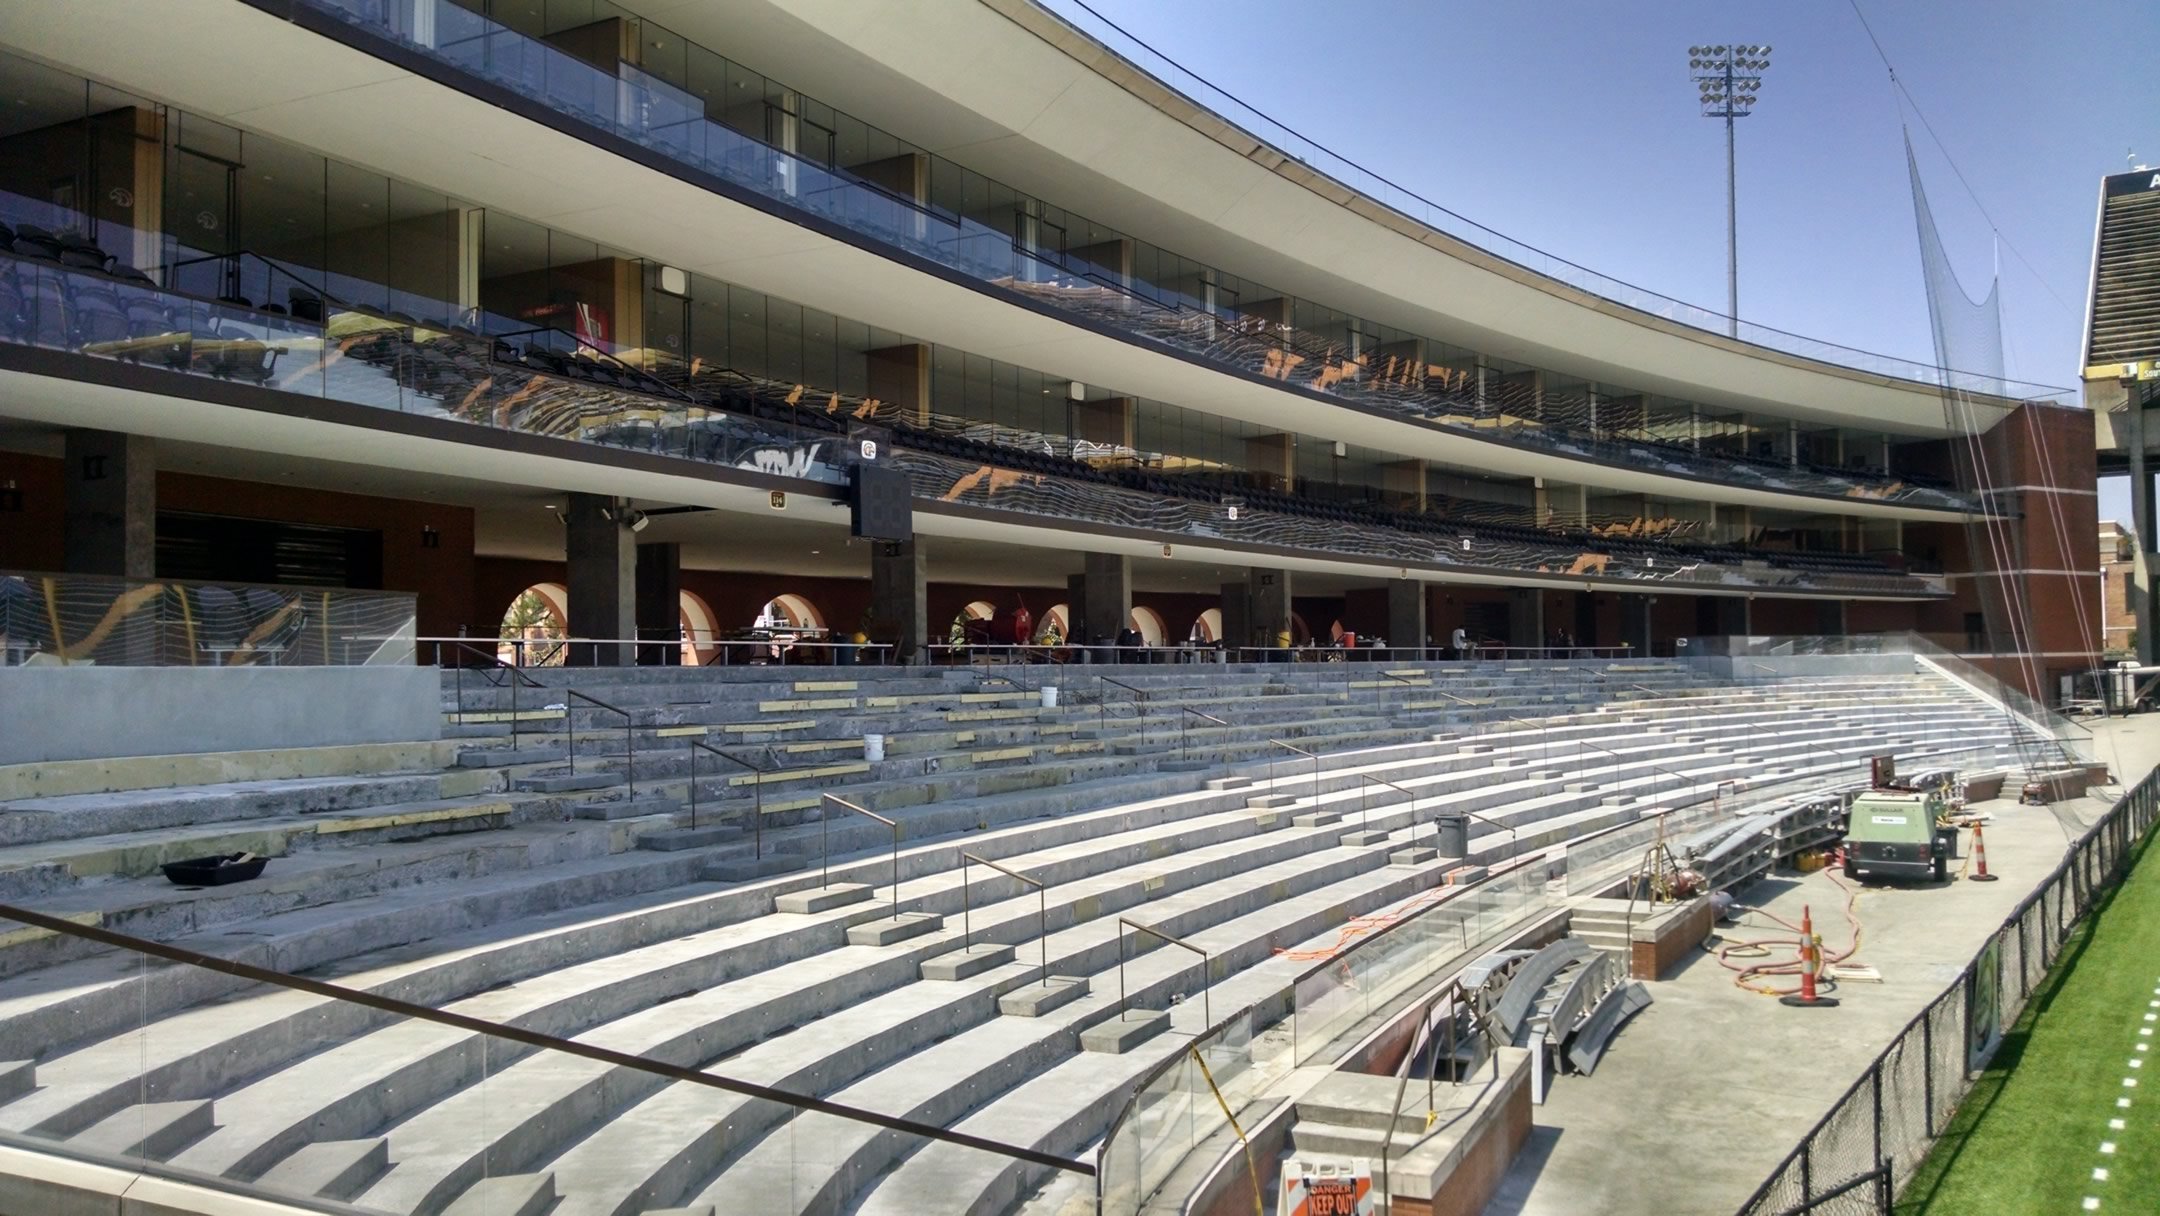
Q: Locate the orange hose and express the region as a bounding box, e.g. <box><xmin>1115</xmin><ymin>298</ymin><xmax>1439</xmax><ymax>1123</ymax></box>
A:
<box><xmin>1716</xmin><ymin>870</ymin><xmax>1864</xmax><ymax>996</ymax></box>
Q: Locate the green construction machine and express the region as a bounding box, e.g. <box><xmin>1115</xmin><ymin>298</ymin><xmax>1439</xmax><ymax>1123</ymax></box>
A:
<box><xmin>1842</xmin><ymin>757</ymin><xmax>1959</xmax><ymax>883</ymax></box>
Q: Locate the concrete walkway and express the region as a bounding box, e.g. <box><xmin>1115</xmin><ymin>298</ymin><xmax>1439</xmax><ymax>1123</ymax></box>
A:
<box><xmin>1485</xmin><ymin>719</ymin><xmax>2160</xmax><ymax>1216</ymax></box>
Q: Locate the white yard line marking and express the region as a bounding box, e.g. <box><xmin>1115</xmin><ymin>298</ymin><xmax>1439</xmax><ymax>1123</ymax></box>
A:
<box><xmin>2083</xmin><ymin>1198</ymin><xmax>2100</xmax><ymax>1211</ymax></box>
<box><xmin>2101</xmin><ymin>1142</ymin><xmax>2117</xmax><ymax>1154</ymax></box>
<box><xmin>2094</xmin><ymin>1167</ymin><xmax>2110</xmax><ymax>1181</ymax></box>
<box><xmin>2110</xmin><ymin>1118</ymin><xmax>2126</xmax><ymax>1130</ymax></box>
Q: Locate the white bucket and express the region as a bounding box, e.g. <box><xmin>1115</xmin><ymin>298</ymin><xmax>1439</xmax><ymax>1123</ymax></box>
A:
<box><xmin>864</xmin><ymin>733</ymin><xmax>886</xmax><ymax>762</ymax></box>
<box><xmin>1040</xmin><ymin>685</ymin><xmax>1060</xmax><ymax>709</ymax></box>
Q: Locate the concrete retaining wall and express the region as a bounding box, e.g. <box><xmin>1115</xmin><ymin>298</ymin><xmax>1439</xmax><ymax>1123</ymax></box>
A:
<box><xmin>0</xmin><ymin>666</ymin><xmax>440</xmax><ymax>765</ymax></box>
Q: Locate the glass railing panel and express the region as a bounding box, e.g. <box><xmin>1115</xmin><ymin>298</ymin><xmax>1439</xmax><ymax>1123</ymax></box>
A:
<box><xmin>2</xmin><ymin>249</ymin><xmax>1941</xmax><ymax>597</ymax></box>
<box><xmin>292</xmin><ymin>0</ymin><xmax>2008</xmax><ymax>509</ymax></box>
<box><xmin>0</xmin><ymin>570</ymin><xmax>416</xmax><ymax>667</ymax></box>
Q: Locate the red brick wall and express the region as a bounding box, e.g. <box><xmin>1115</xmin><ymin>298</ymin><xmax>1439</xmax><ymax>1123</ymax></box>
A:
<box><xmin>0</xmin><ymin>451</ymin><xmax>477</xmax><ymax>640</ymax></box>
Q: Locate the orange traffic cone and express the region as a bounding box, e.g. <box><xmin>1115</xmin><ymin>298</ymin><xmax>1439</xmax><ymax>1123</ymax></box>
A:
<box><xmin>1969</xmin><ymin>823</ymin><xmax>1999</xmax><ymax>882</ymax></box>
<box><xmin>1780</xmin><ymin>905</ymin><xmax>1841</xmax><ymax>1009</ymax></box>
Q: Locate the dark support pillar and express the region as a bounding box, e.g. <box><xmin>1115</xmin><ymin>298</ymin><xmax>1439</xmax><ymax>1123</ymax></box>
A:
<box><xmin>1249</xmin><ymin>567</ymin><xmax>1292</xmax><ymax>649</ymax></box>
<box><xmin>2129</xmin><ymin>394</ymin><xmax>2158</xmax><ymax>666</ymax></box>
<box><xmin>1387</xmin><ymin>579</ymin><xmax>1426</xmax><ymax>655</ymax></box>
<box><xmin>1507</xmin><ymin>588</ymin><xmax>1543</xmax><ymax>654</ymax></box>
<box><xmin>1816</xmin><ymin>599</ymin><xmax>1846</xmax><ymax>638</ymax></box>
<box><xmin>64</xmin><ymin>429</ymin><xmax>155</xmax><ymax>578</ymax></box>
<box><xmin>1083</xmin><ymin>553</ymin><xmax>1130</xmax><ymax>646</ymax></box>
<box><xmin>1620</xmin><ymin>595</ymin><xmax>1653</xmax><ymax>658</ymax></box>
<box><xmin>1712</xmin><ymin>596</ymin><xmax>1752</xmax><ymax>637</ymax></box>
<box><xmin>871</xmin><ymin>538</ymin><xmax>928</xmax><ymax>664</ymax></box>
<box><xmin>635</xmin><ymin>542</ymin><xmax>680</xmax><ymax>666</ymax></box>
<box><xmin>1065</xmin><ymin>572</ymin><xmax>1088</xmax><ymax>646</ymax></box>
<box><xmin>1220</xmin><ymin>582</ymin><xmax>1249</xmax><ymax>658</ymax></box>
<box><xmin>565</xmin><ymin>493</ymin><xmax>634</xmax><ymax>666</ymax></box>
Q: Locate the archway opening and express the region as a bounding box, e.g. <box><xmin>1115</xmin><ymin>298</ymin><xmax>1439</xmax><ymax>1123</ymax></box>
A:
<box><xmin>1035</xmin><ymin>603</ymin><xmax>1071</xmax><ymax>645</ymax></box>
<box><xmin>679</xmin><ymin>589</ymin><xmax>718</xmax><ymax>665</ymax></box>
<box><xmin>1190</xmin><ymin>608</ymin><xmax>1222</xmax><ymax>644</ymax></box>
<box><xmin>498</xmin><ymin>583</ymin><xmax>568</xmax><ymax>665</ymax></box>
<box><xmin>1129</xmin><ymin>606</ymin><xmax>1167</xmax><ymax>648</ymax></box>
<box><xmin>756</xmin><ymin>594</ymin><xmax>827</xmax><ymax>632</ymax></box>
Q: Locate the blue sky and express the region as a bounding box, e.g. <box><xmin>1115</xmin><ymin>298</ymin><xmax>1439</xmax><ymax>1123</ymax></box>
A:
<box><xmin>1039</xmin><ymin>0</ymin><xmax>2160</xmax><ymax>523</ymax></box>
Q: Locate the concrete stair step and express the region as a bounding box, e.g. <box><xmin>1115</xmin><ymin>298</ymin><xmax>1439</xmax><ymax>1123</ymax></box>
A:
<box><xmin>0</xmin><ymin>768</ymin><xmax>496</xmax><ymax>846</ymax></box>
<box><xmin>441</xmin><ymin>1173</ymin><xmax>555</xmax><ymax>1216</ymax></box>
<box><xmin>68</xmin><ymin>1099</ymin><xmax>213</xmax><ymax>1159</ymax></box>
<box><xmin>0</xmin><ymin>795</ymin><xmax>530</xmax><ymax>896</ymax></box>
<box><xmin>257</xmin><ymin>1137</ymin><xmax>388</xmax><ymax>1201</ymax></box>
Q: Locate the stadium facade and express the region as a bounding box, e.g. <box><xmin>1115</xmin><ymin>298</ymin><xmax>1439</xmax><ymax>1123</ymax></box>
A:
<box><xmin>0</xmin><ymin>0</ymin><xmax>2100</xmax><ymax>690</ymax></box>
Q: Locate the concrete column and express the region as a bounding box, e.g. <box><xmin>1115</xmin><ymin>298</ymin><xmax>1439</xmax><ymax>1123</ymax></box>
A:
<box><xmin>2130</xmin><ymin>393</ymin><xmax>2159</xmax><ymax>665</ymax></box>
<box><xmin>64</xmin><ymin>429</ymin><xmax>156</xmax><ymax>579</ymax></box>
<box><xmin>1619</xmin><ymin>594</ymin><xmax>1653</xmax><ymax>657</ymax></box>
<box><xmin>634</xmin><ymin>542</ymin><xmax>680</xmax><ymax>666</ymax></box>
<box><xmin>1817</xmin><ymin>599</ymin><xmax>1846</xmax><ymax>637</ymax></box>
<box><xmin>1065</xmin><ymin>572</ymin><xmax>1088</xmax><ymax>646</ymax></box>
<box><xmin>1507</xmin><ymin>588</ymin><xmax>1543</xmax><ymax>653</ymax></box>
<box><xmin>565</xmin><ymin>493</ymin><xmax>634</xmax><ymax>666</ymax></box>
<box><xmin>1711</xmin><ymin>596</ymin><xmax>1752</xmax><ymax>636</ymax></box>
<box><xmin>1219</xmin><ymin>582</ymin><xmax>1249</xmax><ymax>657</ymax></box>
<box><xmin>1249</xmin><ymin>567</ymin><xmax>1292</xmax><ymax>648</ymax></box>
<box><xmin>1082</xmin><ymin>553</ymin><xmax>1131</xmax><ymax>646</ymax></box>
<box><xmin>1386</xmin><ymin>579</ymin><xmax>1426</xmax><ymax>653</ymax></box>
<box><xmin>871</xmin><ymin>539</ymin><xmax>928</xmax><ymax>664</ymax></box>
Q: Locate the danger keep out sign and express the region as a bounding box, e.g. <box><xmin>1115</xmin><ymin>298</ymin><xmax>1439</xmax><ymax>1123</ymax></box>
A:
<box><xmin>1280</xmin><ymin>1158</ymin><xmax>1374</xmax><ymax>1216</ymax></box>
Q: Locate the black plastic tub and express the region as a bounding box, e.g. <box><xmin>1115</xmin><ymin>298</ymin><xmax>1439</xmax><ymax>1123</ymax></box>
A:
<box><xmin>160</xmin><ymin>853</ymin><xmax>268</xmax><ymax>887</ymax></box>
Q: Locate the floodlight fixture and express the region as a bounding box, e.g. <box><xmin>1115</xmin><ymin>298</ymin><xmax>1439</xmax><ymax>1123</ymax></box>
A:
<box><xmin>1686</xmin><ymin>41</ymin><xmax>1773</xmax><ymax>337</ymax></box>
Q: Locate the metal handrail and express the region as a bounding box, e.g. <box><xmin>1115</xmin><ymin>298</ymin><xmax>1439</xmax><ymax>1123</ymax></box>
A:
<box><xmin>1178</xmin><ymin>705</ymin><xmax>1231</xmax><ymax>764</ymax></box>
<box><xmin>440</xmin><ymin>639</ymin><xmax>544</xmax><ymax>749</ymax></box>
<box><xmin>1117</xmin><ymin>917</ymin><xmax>1210</xmax><ymax>1031</ymax></box>
<box><xmin>1270</xmin><ymin>738</ymin><xmax>1324</xmax><ymax>804</ymax></box>
<box><xmin>688</xmin><ymin>738</ymin><xmax>766</xmax><ymax>855</ymax></box>
<box><xmin>1097</xmin><ymin>674</ymin><xmax>1149</xmax><ymax>738</ymax></box>
<box><xmin>822</xmin><ymin>793</ymin><xmax>901</xmax><ymax>921</ymax></box>
<box><xmin>565</xmin><ymin>688</ymin><xmax>634</xmax><ymax>798</ymax></box>
<box><xmin>961</xmin><ymin>852</ymin><xmax>1049</xmax><ymax>986</ymax></box>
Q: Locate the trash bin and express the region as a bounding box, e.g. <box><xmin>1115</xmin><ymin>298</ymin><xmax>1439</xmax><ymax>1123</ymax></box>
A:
<box><xmin>1040</xmin><ymin>685</ymin><xmax>1059</xmax><ymax>709</ymax></box>
<box><xmin>864</xmin><ymin>733</ymin><xmax>886</xmax><ymax>763</ymax></box>
<box><xmin>1935</xmin><ymin>823</ymin><xmax>1959</xmax><ymax>860</ymax></box>
<box><xmin>1436</xmin><ymin>813</ymin><xmax>1470</xmax><ymax>859</ymax></box>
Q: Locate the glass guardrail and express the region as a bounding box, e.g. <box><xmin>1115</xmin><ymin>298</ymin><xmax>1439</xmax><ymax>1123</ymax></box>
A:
<box><xmin>297</xmin><ymin>0</ymin><xmax>1991</xmax><ymax>514</ymax></box>
<box><xmin>1</xmin><ymin>251</ymin><xmax>1946</xmax><ymax>602</ymax></box>
<box><xmin>0</xmin><ymin>569</ymin><xmax>415</xmax><ymax>667</ymax></box>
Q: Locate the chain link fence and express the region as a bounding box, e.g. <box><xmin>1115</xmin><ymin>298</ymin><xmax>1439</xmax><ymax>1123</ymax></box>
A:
<box><xmin>1733</xmin><ymin>768</ymin><xmax>2159</xmax><ymax>1215</ymax></box>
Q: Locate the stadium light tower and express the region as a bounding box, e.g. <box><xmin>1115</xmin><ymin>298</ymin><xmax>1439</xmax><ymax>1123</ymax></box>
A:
<box><xmin>1688</xmin><ymin>44</ymin><xmax>1771</xmax><ymax>338</ymax></box>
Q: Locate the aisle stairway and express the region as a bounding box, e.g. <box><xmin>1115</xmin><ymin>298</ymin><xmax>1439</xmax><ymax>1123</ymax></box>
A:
<box><xmin>0</xmin><ymin>661</ymin><xmax>2028</xmax><ymax>1216</ymax></box>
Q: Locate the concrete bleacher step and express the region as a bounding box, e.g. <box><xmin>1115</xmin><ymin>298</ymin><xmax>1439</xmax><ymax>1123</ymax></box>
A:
<box><xmin>257</xmin><ymin>747</ymin><xmax>1589</xmax><ymax>1209</ymax></box>
<box><xmin>0</xmin><ymin>1061</ymin><xmax>32</xmax><ymax>1105</ymax></box>
<box><xmin>441</xmin><ymin>1173</ymin><xmax>556</xmax><ymax>1216</ymax></box>
<box><xmin>0</xmin><ymin>664</ymin><xmax>2022</xmax><ymax>1215</ymax></box>
<box><xmin>2</xmin><ymin>792</ymin><xmax>533</xmax><ymax>886</ymax></box>
<box><xmin>257</xmin><ymin>1137</ymin><xmax>388</xmax><ymax>1201</ymax></box>
<box><xmin>0</xmin><ymin>770</ymin><xmax>497</xmax><ymax>848</ymax></box>
<box><xmin>68</xmin><ymin>1099</ymin><xmax>213</xmax><ymax>1159</ymax></box>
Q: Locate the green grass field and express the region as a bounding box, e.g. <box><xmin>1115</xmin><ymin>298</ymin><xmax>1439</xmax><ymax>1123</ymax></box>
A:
<box><xmin>1897</xmin><ymin>827</ymin><xmax>2160</xmax><ymax>1215</ymax></box>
